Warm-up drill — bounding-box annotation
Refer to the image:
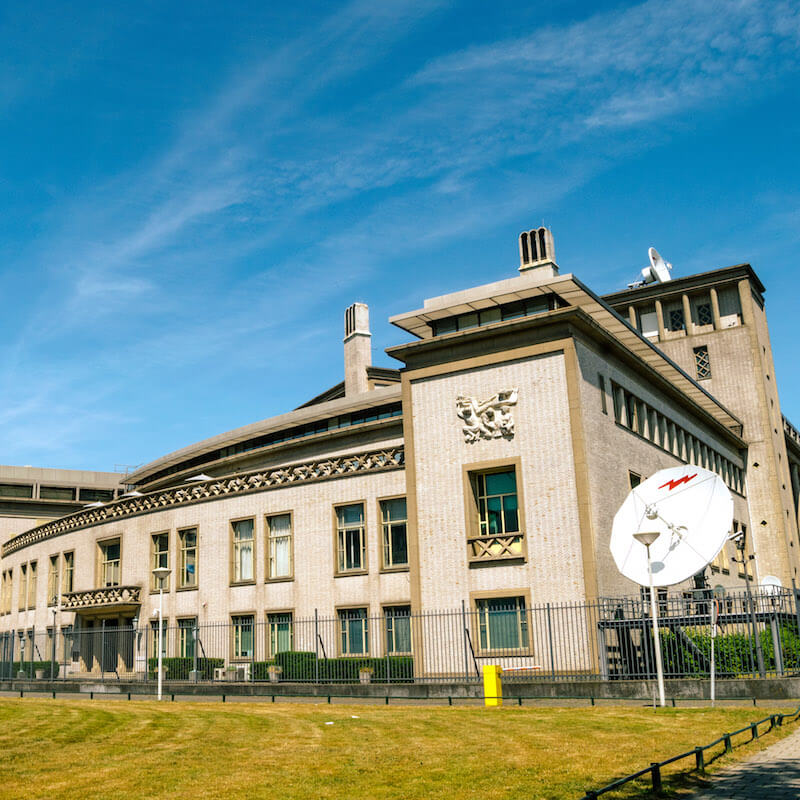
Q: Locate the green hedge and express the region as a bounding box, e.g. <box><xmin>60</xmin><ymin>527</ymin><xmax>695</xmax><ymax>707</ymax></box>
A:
<box><xmin>272</xmin><ymin>651</ymin><xmax>414</xmax><ymax>683</ymax></box>
<box><xmin>147</xmin><ymin>657</ymin><xmax>223</xmax><ymax>680</ymax></box>
<box><xmin>8</xmin><ymin>661</ymin><xmax>59</xmax><ymax>678</ymax></box>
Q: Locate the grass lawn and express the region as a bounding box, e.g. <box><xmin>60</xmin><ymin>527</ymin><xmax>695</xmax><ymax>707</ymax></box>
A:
<box><xmin>0</xmin><ymin>699</ymin><xmax>797</xmax><ymax>800</ymax></box>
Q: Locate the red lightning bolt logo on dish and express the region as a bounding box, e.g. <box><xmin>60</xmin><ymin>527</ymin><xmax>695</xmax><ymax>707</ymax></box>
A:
<box><xmin>659</xmin><ymin>474</ymin><xmax>697</xmax><ymax>492</ymax></box>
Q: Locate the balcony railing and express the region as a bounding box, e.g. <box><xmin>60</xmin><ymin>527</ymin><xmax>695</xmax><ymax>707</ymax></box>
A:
<box><xmin>61</xmin><ymin>585</ymin><xmax>142</xmax><ymax>611</ymax></box>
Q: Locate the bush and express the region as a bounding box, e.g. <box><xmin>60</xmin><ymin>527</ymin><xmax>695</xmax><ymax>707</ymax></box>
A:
<box><xmin>10</xmin><ymin>661</ymin><xmax>59</xmax><ymax>678</ymax></box>
<box><xmin>268</xmin><ymin>651</ymin><xmax>414</xmax><ymax>683</ymax></box>
<box><xmin>147</xmin><ymin>657</ymin><xmax>223</xmax><ymax>680</ymax></box>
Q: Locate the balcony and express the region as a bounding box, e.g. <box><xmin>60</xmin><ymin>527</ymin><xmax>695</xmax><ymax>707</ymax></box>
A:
<box><xmin>61</xmin><ymin>585</ymin><xmax>142</xmax><ymax>613</ymax></box>
<box><xmin>468</xmin><ymin>533</ymin><xmax>525</xmax><ymax>563</ymax></box>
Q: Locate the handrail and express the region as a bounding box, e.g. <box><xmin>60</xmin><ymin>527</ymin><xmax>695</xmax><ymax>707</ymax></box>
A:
<box><xmin>579</xmin><ymin>704</ymin><xmax>800</xmax><ymax>799</ymax></box>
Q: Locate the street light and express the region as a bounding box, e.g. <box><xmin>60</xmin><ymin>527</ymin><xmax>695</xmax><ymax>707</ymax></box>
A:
<box><xmin>729</xmin><ymin>530</ymin><xmax>765</xmax><ymax>678</ymax></box>
<box><xmin>633</xmin><ymin>531</ymin><xmax>666</xmax><ymax>708</ymax></box>
<box><xmin>153</xmin><ymin>566</ymin><xmax>171</xmax><ymax>700</ymax></box>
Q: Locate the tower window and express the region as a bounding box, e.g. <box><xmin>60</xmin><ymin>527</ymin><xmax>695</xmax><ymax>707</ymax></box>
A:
<box><xmin>694</xmin><ymin>346</ymin><xmax>712</xmax><ymax>380</ymax></box>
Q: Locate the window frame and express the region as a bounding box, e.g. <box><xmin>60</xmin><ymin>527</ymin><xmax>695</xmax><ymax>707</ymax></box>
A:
<box><xmin>230</xmin><ymin>613</ymin><xmax>255</xmax><ymax>662</ymax></box>
<box><xmin>333</xmin><ymin>501</ymin><xmax>368</xmax><ymax>576</ymax></box>
<box><xmin>177</xmin><ymin>526</ymin><xmax>199</xmax><ymax>590</ymax></box>
<box><xmin>383</xmin><ymin>604</ymin><xmax>412</xmax><ymax>656</ymax></box>
<box><xmin>378</xmin><ymin>495</ymin><xmax>409</xmax><ymax>572</ymax></box>
<box><xmin>27</xmin><ymin>560</ymin><xmax>37</xmax><ymax>610</ymax></box>
<box><xmin>265</xmin><ymin>511</ymin><xmax>294</xmax><ymax>582</ymax></box>
<box><xmin>62</xmin><ymin>551</ymin><xmax>74</xmax><ymax>594</ymax></box>
<box><xmin>97</xmin><ymin>537</ymin><xmax>122</xmax><ymax>588</ymax></box>
<box><xmin>470</xmin><ymin>590</ymin><xmax>533</xmax><ymax>655</ymax></box>
<box><xmin>150</xmin><ymin>531</ymin><xmax>170</xmax><ymax>593</ymax></box>
<box><xmin>177</xmin><ymin>617</ymin><xmax>197</xmax><ymax>659</ymax></box>
<box><xmin>266</xmin><ymin>609</ymin><xmax>294</xmax><ymax>657</ymax></box>
<box><xmin>336</xmin><ymin>605</ymin><xmax>370</xmax><ymax>656</ymax></box>
<box><xmin>462</xmin><ymin>458</ymin><xmax>527</xmax><ymax>564</ymax></box>
<box><xmin>18</xmin><ymin>563</ymin><xmax>27</xmax><ymax>611</ymax></box>
<box><xmin>47</xmin><ymin>555</ymin><xmax>60</xmax><ymax>607</ymax></box>
<box><xmin>230</xmin><ymin>516</ymin><xmax>256</xmax><ymax>586</ymax></box>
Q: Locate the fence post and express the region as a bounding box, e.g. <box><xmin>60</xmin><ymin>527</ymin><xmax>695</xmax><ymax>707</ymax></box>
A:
<box><xmin>770</xmin><ymin>616</ymin><xmax>784</xmax><ymax>676</ymax></box>
<box><xmin>193</xmin><ymin>624</ymin><xmax>199</xmax><ymax>683</ymax></box>
<box><xmin>546</xmin><ymin>603</ymin><xmax>556</xmax><ymax>680</ymax></box>
<box><xmin>461</xmin><ymin>600</ymin><xmax>470</xmax><ymax>680</ymax></box>
<box><xmin>314</xmin><ymin>609</ymin><xmax>320</xmax><ymax>685</ymax></box>
<box><xmin>694</xmin><ymin>747</ymin><xmax>705</xmax><ymax>772</ymax></box>
<box><xmin>724</xmin><ymin>733</ymin><xmax>732</xmax><ymax>753</ymax></box>
<box><xmin>751</xmin><ymin>722</ymin><xmax>758</xmax><ymax>741</ymax></box>
<box><xmin>651</xmin><ymin>763</ymin><xmax>662</xmax><ymax>793</ymax></box>
<box><xmin>792</xmin><ymin>580</ymin><xmax>800</xmax><ymax>651</ymax></box>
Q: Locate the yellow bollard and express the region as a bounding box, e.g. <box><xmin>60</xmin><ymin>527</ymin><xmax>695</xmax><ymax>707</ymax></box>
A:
<box><xmin>483</xmin><ymin>664</ymin><xmax>503</xmax><ymax>707</ymax></box>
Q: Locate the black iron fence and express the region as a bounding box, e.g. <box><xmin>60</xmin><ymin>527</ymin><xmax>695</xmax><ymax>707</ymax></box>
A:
<box><xmin>1</xmin><ymin>587</ymin><xmax>798</xmax><ymax>684</ymax></box>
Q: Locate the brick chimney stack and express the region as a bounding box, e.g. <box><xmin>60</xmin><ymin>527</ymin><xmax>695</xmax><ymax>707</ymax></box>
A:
<box><xmin>343</xmin><ymin>302</ymin><xmax>371</xmax><ymax>396</ymax></box>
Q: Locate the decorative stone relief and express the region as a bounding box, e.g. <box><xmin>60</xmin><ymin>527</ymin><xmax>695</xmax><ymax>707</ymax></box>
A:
<box><xmin>455</xmin><ymin>388</ymin><xmax>518</xmax><ymax>443</ymax></box>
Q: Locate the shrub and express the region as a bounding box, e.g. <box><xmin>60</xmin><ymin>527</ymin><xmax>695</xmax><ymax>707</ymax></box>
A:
<box><xmin>147</xmin><ymin>657</ymin><xmax>223</xmax><ymax>680</ymax></box>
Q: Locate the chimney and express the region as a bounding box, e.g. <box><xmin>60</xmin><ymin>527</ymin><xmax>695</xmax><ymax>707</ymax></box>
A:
<box><xmin>343</xmin><ymin>302</ymin><xmax>371</xmax><ymax>396</ymax></box>
<box><xmin>518</xmin><ymin>226</ymin><xmax>558</xmax><ymax>278</ymax></box>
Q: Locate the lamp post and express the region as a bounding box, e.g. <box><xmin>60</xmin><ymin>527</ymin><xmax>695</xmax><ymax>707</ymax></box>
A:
<box><xmin>633</xmin><ymin>531</ymin><xmax>666</xmax><ymax>708</ymax></box>
<box><xmin>730</xmin><ymin>530</ymin><xmax>765</xmax><ymax>678</ymax></box>
<box><xmin>152</xmin><ymin>566</ymin><xmax>171</xmax><ymax>700</ymax></box>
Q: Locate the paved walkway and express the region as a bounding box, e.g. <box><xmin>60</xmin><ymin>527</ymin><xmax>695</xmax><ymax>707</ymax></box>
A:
<box><xmin>689</xmin><ymin>727</ymin><xmax>800</xmax><ymax>799</ymax></box>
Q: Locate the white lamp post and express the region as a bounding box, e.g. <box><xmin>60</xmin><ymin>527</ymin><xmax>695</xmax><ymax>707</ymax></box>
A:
<box><xmin>633</xmin><ymin>531</ymin><xmax>666</xmax><ymax>708</ymax></box>
<box><xmin>152</xmin><ymin>566</ymin><xmax>171</xmax><ymax>701</ymax></box>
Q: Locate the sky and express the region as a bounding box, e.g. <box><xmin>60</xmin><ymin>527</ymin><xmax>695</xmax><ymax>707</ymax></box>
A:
<box><xmin>1</xmin><ymin>0</ymin><xmax>799</xmax><ymax>473</ymax></box>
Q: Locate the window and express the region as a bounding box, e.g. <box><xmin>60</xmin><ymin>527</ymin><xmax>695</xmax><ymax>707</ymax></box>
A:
<box><xmin>384</xmin><ymin>606</ymin><xmax>411</xmax><ymax>654</ymax></box>
<box><xmin>267</xmin><ymin>514</ymin><xmax>292</xmax><ymax>580</ymax></box>
<box><xmin>667</xmin><ymin>308</ymin><xmax>685</xmax><ymax>332</ymax></box>
<box><xmin>476</xmin><ymin>597</ymin><xmax>529</xmax><ymax>651</ymax></box>
<box><xmin>40</xmin><ymin>486</ymin><xmax>76</xmax><ymax>501</ymax></box>
<box><xmin>79</xmin><ymin>488</ymin><xmax>114</xmax><ymax>503</ymax></box>
<box><xmin>339</xmin><ymin>608</ymin><xmax>369</xmax><ymax>655</ymax></box>
<box><xmin>0</xmin><ymin>483</ymin><xmax>33</xmax><ymax>498</ymax></box>
<box><xmin>178</xmin><ymin>618</ymin><xmax>196</xmax><ymax>659</ymax></box>
<box><xmin>151</xmin><ymin>533</ymin><xmax>169</xmax><ymax>591</ymax></box>
<box><xmin>62</xmin><ymin>552</ymin><xmax>74</xmax><ymax>594</ymax></box>
<box><xmin>638</xmin><ymin>307</ymin><xmax>659</xmax><ymax>338</ymax></box>
<box><xmin>694</xmin><ymin>346</ymin><xmax>712</xmax><ymax>380</ymax></box>
<box><xmin>18</xmin><ymin>564</ymin><xmax>27</xmax><ymax>611</ymax></box>
<box><xmin>598</xmin><ymin>374</ymin><xmax>608</xmax><ymax>414</ymax></box>
<box><xmin>48</xmin><ymin>555</ymin><xmax>59</xmax><ymax>606</ymax></box>
<box><xmin>336</xmin><ymin>504</ymin><xmax>366</xmax><ymax>573</ymax></box>
<box><xmin>27</xmin><ymin>561</ymin><xmax>37</xmax><ymax>609</ymax></box>
<box><xmin>178</xmin><ymin>528</ymin><xmax>197</xmax><ymax>588</ymax></box>
<box><xmin>267</xmin><ymin>612</ymin><xmax>293</xmax><ymax>656</ymax></box>
<box><xmin>99</xmin><ymin>540</ymin><xmax>121</xmax><ymax>587</ymax></box>
<box><xmin>150</xmin><ymin>620</ymin><xmax>167</xmax><ymax>658</ymax></box>
<box><xmin>629</xmin><ymin>471</ymin><xmax>642</xmax><ymax>489</ymax></box>
<box><xmin>231</xmin><ymin>519</ymin><xmax>255</xmax><ymax>583</ymax></box>
<box><xmin>697</xmin><ymin>303</ymin><xmax>713</xmax><ymax>326</ymax></box>
<box><xmin>232</xmin><ymin>615</ymin><xmax>254</xmax><ymax>660</ymax></box>
<box><xmin>475</xmin><ymin>470</ymin><xmax>519</xmax><ymax>537</ymax></box>
<box><xmin>380</xmin><ymin>498</ymin><xmax>408</xmax><ymax>569</ymax></box>
<box><xmin>1</xmin><ymin>570</ymin><xmax>10</xmax><ymax>615</ymax></box>
<box><xmin>431</xmin><ymin>296</ymin><xmax>553</xmax><ymax>336</ymax></box>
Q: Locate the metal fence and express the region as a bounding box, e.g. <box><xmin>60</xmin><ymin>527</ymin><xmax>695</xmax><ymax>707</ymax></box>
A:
<box><xmin>1</xmin><ymin>588</ymin><xmax>798</xmax><ymax>684</ymax></box>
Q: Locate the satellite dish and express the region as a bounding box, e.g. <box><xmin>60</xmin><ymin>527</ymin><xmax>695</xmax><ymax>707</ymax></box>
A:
<box><xmin>610</xmin><ymin>465</ymin><xmax>733</xmax><ymax>587</ymax></box>
<box><xmin>760</xmin><ymin>575</ymin><xmax>783</xmax><ymax>595</ymax></box>
<box><xmin>647</xmin><ymin>247</ymin><xmax>672</xmax><ymax>283</ymax></box>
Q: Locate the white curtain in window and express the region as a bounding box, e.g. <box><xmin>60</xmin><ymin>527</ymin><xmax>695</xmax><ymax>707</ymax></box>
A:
<box><xmin>270</xmin><ymin>515</ymin><xmax>291</xmax><ymax>577</ymax></box>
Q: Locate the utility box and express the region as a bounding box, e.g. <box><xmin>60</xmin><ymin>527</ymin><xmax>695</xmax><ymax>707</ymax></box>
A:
<box><xmin>483</xmin><ymin>664</ymin><xmax>503</xmax><ymax>707</ymax></box>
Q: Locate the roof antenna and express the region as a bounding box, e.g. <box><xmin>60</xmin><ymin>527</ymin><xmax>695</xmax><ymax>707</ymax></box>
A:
<box><xmin>628</xmin><ymin>247</ymin><xmax>673</xmax><ymax>289</ymax></box>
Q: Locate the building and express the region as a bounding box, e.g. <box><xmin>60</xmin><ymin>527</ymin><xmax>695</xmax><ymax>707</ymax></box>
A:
<box><xmin>1</xmin><ymin>227</ymin><xmax>798</xmax><ymax>677</ymax></box>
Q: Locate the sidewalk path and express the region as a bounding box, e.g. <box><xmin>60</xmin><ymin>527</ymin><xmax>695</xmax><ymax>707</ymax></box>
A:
<box><xmin>688</xmin><ymin>727</ymin><xmax>800</xmax><ymax>799</ymax></box>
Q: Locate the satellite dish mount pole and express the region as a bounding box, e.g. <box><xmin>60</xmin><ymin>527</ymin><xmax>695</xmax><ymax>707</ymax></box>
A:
<box><xmin>634</xmin><ymin>532</ymin><xmax>666</xmax><ymax>708</ymax></box>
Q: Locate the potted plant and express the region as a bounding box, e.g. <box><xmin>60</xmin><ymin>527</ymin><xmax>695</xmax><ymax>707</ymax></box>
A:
<box><xmin>268</xmin><ymin>664</ymin><xmax>282</xmax><ymax>683</ymax></box>
<box><xmin>358</xmin><ymin>665</ymin><xmax>374</xmax><ymax>685</ymax></box>
<box><xmin>35</xmin><ymin>667</ymin><xmax>46</xmax><ymax>680</ymax></box>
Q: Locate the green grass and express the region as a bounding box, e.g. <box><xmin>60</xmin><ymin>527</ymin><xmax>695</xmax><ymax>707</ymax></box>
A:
<box><xmin>0</xmin><ymin>699</ymin><xmax>796</xmax><ymax>799</ymax></box>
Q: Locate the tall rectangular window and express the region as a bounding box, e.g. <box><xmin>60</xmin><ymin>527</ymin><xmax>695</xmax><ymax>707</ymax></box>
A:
<box><xmin>476</xmin><ymin>597</ymin><xmax>529</xmax><ymax>652</ymax></box>
<box><xmin>336</xmin><ymin>504</ymin><xmax>366</xmax><ymax>573</ymax></box>
<box><xmin>62</xmin><ymin>552</ymin><xmax>74</xmax><ymax>594</ymax></box>
<box><xmin>339</xmin><ymin>608</ymin><xmax>368</xmax><ymax>655</ymax></box>
<box><xmin>150</xmin><ymin>620</ymin><xmax>167</xmax><ymax>658</ymax></box>
<box><xmin>231</xmin><ymin>519</ymin><xmax>255</xmax><ymax>583</ymax></box>
<box><xmin>27</xmin><ymin>561</ymin><xmax>37</xmax><ymax>609</ymax></box>
<box><xmin>178</xmin><ymin>528</ymin><xmax>197</xmax><ymax>588</ymax></box>
<box><xmin>384</xmin><ymin>606</ymin><xmax>411</xmax><ymax>654</ymax></box>
<box><xmin>151</xmin><ymin>533</ymin><xmax>169</xmax><ymax>591</ymax></box>
<box><xmin>475</xmin><ymin>470</ymin><xmax>518</xmax><ymax>536</ymax></box>
<box><xmin>380</xmin><ymin>498</ymin><xmax>408</xmax><ymax>569</ymax></box>
<box><xmin>100</xmin><ymin>540</ymin><xmax>121</xmax><ymax>587</ymax></box>
<box><xmin>18</xmin><ymin>564</ymin><xmax>27</xmax><ymax>611</ymax></box>
<box><xmin>598</xmin><ymin>374</ymin><xmax>608</xmax><ymax>414</ymax></box>
<box><xmin>48</xmin><ymin>555</ymin><xmax>60</xmax><ymax>606</ymax></box>
<box><xmin>267</xmin><ymin>612</ymin><xmax>293</xmax><ymax>656</ymax></box>
<box><xmin>694</xmin><ymin>345</ymin><xmax>712</xmax><ymax>380</ymax></box>
<box><xmin>267</xmin><ymin>514</ymin><xmax>292</xmax><ymax>580</ymax></box>
<box><xmin>178</xmin><ymin>618</ymin><xmax>196</xmax><ymax>659</ymax></box>
<box><xmin>667</xmin><ymin>307</ymin><xmax>685</xmax><ymax>332</ymax></box>
<box><xmin>232</xmin><ymin>614</ymin><xmax>254</xmax><ymax>660</ymax></box>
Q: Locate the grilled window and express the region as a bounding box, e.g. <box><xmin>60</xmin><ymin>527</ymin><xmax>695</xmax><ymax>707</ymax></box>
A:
<box><xmin>694</xmin><ymin>346</ymin><xmax>712</xmax><ymax>380</ymax></box>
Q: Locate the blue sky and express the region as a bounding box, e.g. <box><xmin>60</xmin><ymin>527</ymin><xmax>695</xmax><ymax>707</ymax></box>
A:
<box><xmin>1</xmin><ymin>0</ymin><xmax>799</xmax><ymax>472</ymax></box>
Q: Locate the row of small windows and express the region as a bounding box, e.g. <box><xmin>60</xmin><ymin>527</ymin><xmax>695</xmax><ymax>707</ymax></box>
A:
<box><xmin>0</xmin><ymin>484</ymin><xmax>117</xmax><ymax>502</ymax></box>
<box><xmin>430</xmin><ymin>295</ymin><xmax>560</xmax><ymax>337</ymax></box>
<box><xmin>146</xmin><ymin>403</ymin><xmax>403</xmax><ymax>485</ymax></box>
<box><xmin>633</xmin><ymin>287</ymin><xmax>742</xmax><ymax>339</ymax></box>
<box><xmin>0</xmin><ymin>552</ymin><xmax>75</xmax><ymax>615</ymax></box>
<box><xmin>608</xmin><ymin>380</ymin><xmax>745</xmax><ymax>494</ymax></box>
